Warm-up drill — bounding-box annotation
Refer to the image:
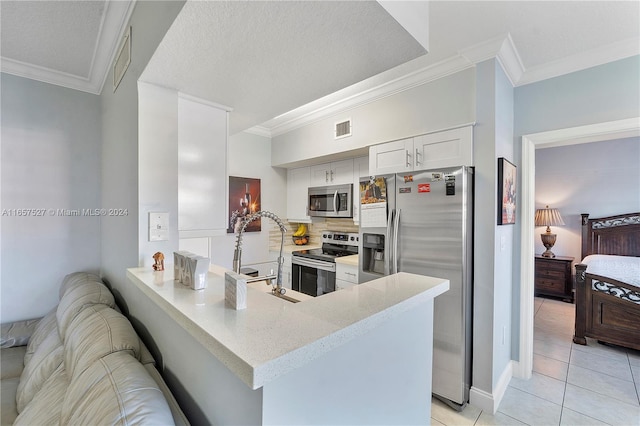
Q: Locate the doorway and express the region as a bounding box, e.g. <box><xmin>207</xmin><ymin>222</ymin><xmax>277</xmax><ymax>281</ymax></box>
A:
<box><xmin>514</xmin><ymin>117</ymin><xmax>640</xmax><ymax>379</ymax></box>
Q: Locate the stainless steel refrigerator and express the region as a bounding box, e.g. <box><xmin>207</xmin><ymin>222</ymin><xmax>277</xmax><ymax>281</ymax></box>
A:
<box><xmin>359</xmin><ymin>166</ymin><xmax>473</xmax><ymax>409</ymax></box>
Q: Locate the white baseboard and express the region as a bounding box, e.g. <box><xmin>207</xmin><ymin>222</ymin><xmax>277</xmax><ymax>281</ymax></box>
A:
<box><xmin>469</xmin><ymin>361</ymin><xmax>513</xmax><ymax>414</ymax></box>
<box><xmin>511</xmin><ymin>359</ymin><xmax>532</xmax><ymax>380</ymax></box>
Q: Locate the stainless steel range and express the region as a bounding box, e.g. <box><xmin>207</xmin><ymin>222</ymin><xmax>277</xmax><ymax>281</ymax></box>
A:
<box><xmin>292</xmin><ymin>231</ymin><xmax>359</xmax><ymax>297</ymax></box>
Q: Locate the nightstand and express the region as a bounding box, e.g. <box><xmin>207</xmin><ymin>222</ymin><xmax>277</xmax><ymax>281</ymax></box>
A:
<box><xmin>534</xmin><ymin>255</ymin><xmax>575</xmax><ymax>303</ymax></box>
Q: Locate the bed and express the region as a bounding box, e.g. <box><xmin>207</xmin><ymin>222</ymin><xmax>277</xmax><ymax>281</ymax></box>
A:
<box><xmin>573</xmin><ymin>212</ymin><xmax>640</xmax><ymax>351</ymax></box>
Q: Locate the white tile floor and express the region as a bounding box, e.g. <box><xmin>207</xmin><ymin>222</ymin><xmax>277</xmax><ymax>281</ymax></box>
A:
<box><xmin>431</xmin><ymin>297</ymin><xmax>640</xmax><ymax>425</ymax></box>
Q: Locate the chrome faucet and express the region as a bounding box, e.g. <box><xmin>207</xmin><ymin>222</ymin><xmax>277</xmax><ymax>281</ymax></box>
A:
<box><xmin>233</xmin><ymin>211</ymin><xmax>287</xmax><ymax>296</ymax></box>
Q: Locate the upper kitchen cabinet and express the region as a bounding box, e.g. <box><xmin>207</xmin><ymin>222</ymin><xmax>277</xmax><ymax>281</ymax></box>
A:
<box><xmin>287</xmin><ymin>166</ymin><xmax>311</xmax><ymax>223</ymax></box>
<box><xmin>369</xmin><ymin>126</ymin><xmax>473</xmax><ymax>175</ymax></box>
<box><xmin>309</xmin><ymin>159</ymin><xmax>354</xmax><ymax>186</ymax></box>
<box><xmin>369</xmin><ymin>137</ymin><xmax>413</xmax><ymax>175</ymax></box>
<box><xmin>414</xmin><ymin>126</ymin><xmax>473</xmax><ymax>171</ymax></box>
<box><xmin>178</xmin><ymin>95</ymin><xmax>228</xmax><ymax>237</ymax></box>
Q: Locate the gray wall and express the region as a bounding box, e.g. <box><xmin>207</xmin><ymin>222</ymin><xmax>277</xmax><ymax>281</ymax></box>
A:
<box><xmin>515</xmin><ymin>55</ymin><xmax>640</xmax><ymax>136</ymax></box>
<box><xmin>535</xmin><ymin>137</ymin><xmax>640</xmax><ymax>261</ymax></box>
<box><xmin>472</xmin><ymin>59</ymin><xmax>516</xmax><ymax>398</ymax></box>
<box><xmin>1</xmin><ymin>73</ymin><xmax>101</xmax><ymax>322</ymax></box>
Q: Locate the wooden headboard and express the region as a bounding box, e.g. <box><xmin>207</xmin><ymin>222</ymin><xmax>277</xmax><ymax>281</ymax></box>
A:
<box><xmin>581</xmin><ymin>212</ymin><xmax>640</xmax><ymax>259</ymax></box>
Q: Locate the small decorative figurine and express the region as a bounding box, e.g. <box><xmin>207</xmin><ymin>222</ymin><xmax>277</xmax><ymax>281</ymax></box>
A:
<box><xmin>152</xmin><ymin>252</ymin><xmax>165</xmax><ymax>271</ymax></box>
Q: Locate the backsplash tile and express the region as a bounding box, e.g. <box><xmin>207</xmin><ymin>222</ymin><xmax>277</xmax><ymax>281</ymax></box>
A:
<box><xmin>269</xmin><ymin>219</ymin><xmax>359</xmax><ymax>251</ymax></box>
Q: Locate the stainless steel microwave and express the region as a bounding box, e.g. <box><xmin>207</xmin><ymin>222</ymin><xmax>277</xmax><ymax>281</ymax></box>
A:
<box><xmin>308</xmin><ymin>184</ymin><xmax>353</xmax><ymax>218</ymax></box>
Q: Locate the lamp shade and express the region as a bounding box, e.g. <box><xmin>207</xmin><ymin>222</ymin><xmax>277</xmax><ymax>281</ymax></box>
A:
<box><xmin>534</xmin><ymin>205</ymin><xmax>565</xmax><ymax>227</ymax></box>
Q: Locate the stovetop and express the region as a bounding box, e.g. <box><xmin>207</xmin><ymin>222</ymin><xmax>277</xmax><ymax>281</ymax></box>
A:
<box><xmin>292</xmin><ymin>231</ymin><xmax>359</xmax><ymax>263</ymax></box>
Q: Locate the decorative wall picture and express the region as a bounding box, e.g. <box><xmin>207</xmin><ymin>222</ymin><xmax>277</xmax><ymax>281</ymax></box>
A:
<box><xmin>497</xmin><ymin>158</ymin><xmax>517</xmax><ymax>225</ymax></box>
<box><xmin>228</xmin><ymin>176</ymin><xmax>261</xmax><ymax>233</ymax></box>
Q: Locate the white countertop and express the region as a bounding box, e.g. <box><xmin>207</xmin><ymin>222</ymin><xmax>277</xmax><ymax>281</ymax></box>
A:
<box><xmin>127</xmin><ymin>265</ymin><xmax>448</xmax><ymax>390</ymax></box>
<box><xmin>335</xmin><ymin>254</ymin><xmax>359</xmax><ymax>266</ymax></box>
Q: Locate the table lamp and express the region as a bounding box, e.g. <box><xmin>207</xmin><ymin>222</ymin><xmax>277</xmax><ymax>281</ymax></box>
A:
<box><xmin>534</xmin><ymin>205</ymin><xmax>565</xmax><ymax>258</ymax></box>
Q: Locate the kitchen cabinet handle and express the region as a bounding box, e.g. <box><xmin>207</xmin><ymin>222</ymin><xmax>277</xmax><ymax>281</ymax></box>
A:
<box><xmin>406</xmin><ymin>150</ymin><xmax>412</xmax><ymax>167</ymax></box>
<box><xmin>345</xmin><ymin>272</ymin><xmax>356</xmax><ymax>276</ymax></box>
<box><xmin>325</xmin><ymin>171</ymin><xmax>329</xmax><ymax>182</ymax></box>
<box><xmin>415</xmin><ymin>148</ymin><xmax>421</xmax><ymax>166</ymax></box>
<box><xmin>330</xmin><ymin>170</ymin><xmax>334</xmax><ymax>182</ymax></box>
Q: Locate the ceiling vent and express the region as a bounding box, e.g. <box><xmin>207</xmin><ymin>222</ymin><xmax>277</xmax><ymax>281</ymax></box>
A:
<box><xmin>334</xmin><ymin>118</ymin><xmax>352</xmax><ymax>140</ymax></box>
<box><xmin>113</xmin><ymin>26</ymin><xmax>131</xmax><ymax>92</ymax></box>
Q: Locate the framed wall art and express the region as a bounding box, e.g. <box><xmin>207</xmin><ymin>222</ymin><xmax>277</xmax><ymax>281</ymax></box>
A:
<box><xmin>497</xmin><ymin>157</ymin><xmax>517</xmax><ymax>225</ymax></box>
<box><xmin>228</xmin><ymin>176</ymin><xmax>261</xmax><ymax>233</ymax></box>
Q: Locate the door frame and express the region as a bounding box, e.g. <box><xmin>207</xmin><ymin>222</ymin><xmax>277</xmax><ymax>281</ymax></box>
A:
<box><xmin>513</xmin><ymin>117</ymin><xmax>640</xmax><ymax>379</ymax></box>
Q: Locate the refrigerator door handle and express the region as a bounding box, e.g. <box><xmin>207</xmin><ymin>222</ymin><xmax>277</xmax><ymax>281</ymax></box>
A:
<box><xmin>386</xmin><ymin>208</ymin><xmax>395</xmax><ymax>275</ymax></box>
<box><xmin>393</xmin><ymin>208</ymin><xmax>401</xmax><ymax>274</ymax></box>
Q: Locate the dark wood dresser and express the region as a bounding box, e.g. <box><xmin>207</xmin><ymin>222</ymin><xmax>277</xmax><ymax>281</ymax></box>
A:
<box><xmin>534</xmin><ymin>255</ymin><xmax>575</xmax><ymax>302</ymax></box>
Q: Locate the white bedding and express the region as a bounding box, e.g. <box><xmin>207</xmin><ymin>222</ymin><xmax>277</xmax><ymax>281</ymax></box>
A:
<box><xmin>581</xmin><ymin>254</ymin><xmax>640</xmax><ymax>288</ymax></box>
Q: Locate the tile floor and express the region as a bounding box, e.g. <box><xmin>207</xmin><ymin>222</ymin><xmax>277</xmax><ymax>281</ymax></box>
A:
<box><xmin>430</xmin><ymin>297</ymin><xmax>640</xmax><ymax>425</ymax></box>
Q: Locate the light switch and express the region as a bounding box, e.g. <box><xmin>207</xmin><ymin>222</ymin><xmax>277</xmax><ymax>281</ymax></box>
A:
<box><xmin>149</xmin><ymin>212</ymin><xmax>169</xmax><ymax>241</ymax></box>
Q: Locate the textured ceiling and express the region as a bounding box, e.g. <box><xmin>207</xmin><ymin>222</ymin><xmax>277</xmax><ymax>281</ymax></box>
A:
<box><xmin>1</xmin><ymin>1</ymin><xmax>638</xmax><ymax>135</ymax></box>
<box><xmin>428</xmin><ymin>1</ymin><xmax>639</xmax><ymax>69</ymax></box>
<box><xmin>0</xmin><ymin>0</ymin><xmax>134</xmax><ymax>93</ymax></box>
<box><xmin>139</xmin><ymin>1</ymin><xmax>426</xmax><ymax>135</ymax></box>
<box><xmin>1</xmin><ymin>1</ymin><xmax>104</xmax><ymax>76</ymax></box>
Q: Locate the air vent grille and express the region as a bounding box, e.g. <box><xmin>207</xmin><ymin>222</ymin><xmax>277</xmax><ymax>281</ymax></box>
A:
<box><xmin>113</xmin><ymin>26</ymin><xmax>131</xmax><ymax>92</ymax></box>
<box><xmin>335</xmin><ymin>119</ymin><xmax>352</xmax><ymax>139</ymax></box>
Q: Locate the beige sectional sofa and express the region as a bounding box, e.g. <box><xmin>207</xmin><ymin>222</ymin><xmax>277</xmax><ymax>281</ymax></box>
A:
<box><xmin>1</xmin><ymin>272</ymin><xmax>188</xmax><ymax>425</ymax></box>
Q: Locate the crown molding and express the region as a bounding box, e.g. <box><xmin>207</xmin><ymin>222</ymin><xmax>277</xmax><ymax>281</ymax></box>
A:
<box><xmin>0</xmin><ymin>1</ymin><xmax>135</xmax><ymax>95</ymax></box>
<box><xmin>459</xmin><ymin>33</ymin><xmax>524</xmax><ymax>86</ymax></box>
<box><xmin>267</xmin><ymin>55</ymin><xmax>474</xmax><ymax>137</ymax></box>
<box><xmin>95</xmin><ymin>1</ymin><xmax>137</xmax><ymax>94</ymax></box>
<box><xmin>260</xmin><ymin>34</ymin><xmax>638</xmax><ymax>138</ymax></box>
<box><xmin>265</xmin><ymin>34</ymin><xmax>526</xmax><ymax>138</ymax></box>
<box><xmin>516</xmin><ymin>37</ymin><xmax>640</xmax><ymax>87</ymax></box>
<box><xmin>243</xmin><ymin>125</ymin><xmax>272</xmax><ymax>138</ymax></box>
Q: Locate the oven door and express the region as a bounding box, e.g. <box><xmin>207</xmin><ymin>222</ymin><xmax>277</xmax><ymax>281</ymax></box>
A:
<box><xmin>292</xmin><ymin>256</ymin><xmax>336</xmax><ymax>297</ymax></box>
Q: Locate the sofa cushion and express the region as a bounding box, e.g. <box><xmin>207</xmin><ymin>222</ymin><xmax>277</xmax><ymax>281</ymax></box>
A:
<box><xmin>58</xmin><ymin>271</ymin><xmax>102</xmax><ymax>299</ymax></box>
<box><xmin>64</xmin><ymin>305</ymin><xmax>140</xmax><ymax>380</ymax></box>
<box><xmin>15</xmin><ymin>331</ymin><xmax>63</xmax><ymax>412</ymax></box>
<box><xmin>13</xmin><ymin>364</ymin><xmax>67</xmax><ymax>426</ymax></box>
<box><xmin>23</xmin><ymin>307</ymin><xmax>57</xmax><ymax>367</ymax></box>
<box><xmin>60</xmin><ymin>351</ymin><xmax>174</xmax><ymax>425</ymax></box>
<box><xmin>1</xmin><ymin>376</ymin><xmax>20</xmax><ymax>425</ymax></box>
<box><xmin>1</xmin><ymin>317</ymin><xmax>40</xmax><ymax>349</ymax></box>
<box><xmin>56</xmin><ymin>280</ymin><xmax>115</xmax><ymax>338</ymax></box>
<box><xmin>1</xmin><ymin>345</ymin><xmax>27</xmax><ymax>379</ymax></box>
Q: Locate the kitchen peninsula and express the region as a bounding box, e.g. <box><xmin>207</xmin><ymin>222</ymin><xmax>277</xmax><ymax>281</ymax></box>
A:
<box><xmin>127</xmin><ymin>264</ymin><xmax>448</xmax><ymax>425</ymax></box>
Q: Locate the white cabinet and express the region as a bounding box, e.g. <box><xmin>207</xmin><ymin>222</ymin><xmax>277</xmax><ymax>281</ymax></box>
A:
<box><xmin>336</xmin><ymin>261</ymin><xmax>359</xmax><ymax>291</ymax></box>
<box><xmin>369</xmin><ymin>126</ymin><xmax>473</xmax><ymax>175</ymax></box>
<box><xmin>369</xmin><ymin>137</ymin><xmax>413</xmax><ymax>175</ymax></box>
<box><xmin>310</xmin><ymin>159</ymin><xmax>354</xmax><ymax>186</ymax></box>
<box><xmin>352</xmin><ymin>156</ymin><xmax>369</xmax><ymax>225</ymax></box>
<box><xmin>413</xmin><ymin>126</ymin><xmax>473</xmax><ymax>170</ymax></box>
<box><xmin>287</xmin><ymin>167</ymin><xmax>311</xmax><ymax>223</ymax></box>
<box><xmin>178</xmin><ymin>96</ymin><xmax>228</xmax><ymax>236</ymax></box>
